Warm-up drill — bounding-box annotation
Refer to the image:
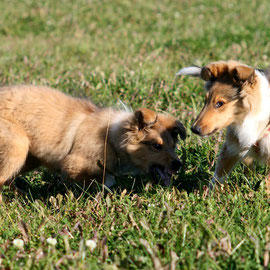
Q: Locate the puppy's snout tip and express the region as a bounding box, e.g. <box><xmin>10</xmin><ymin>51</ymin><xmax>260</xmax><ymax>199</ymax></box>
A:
<box><xmin>171</xmin><ymin>159</ymin><xmax>182</xmax><ymax>172</ymax></box>
<box><xmin>191</xmin><ymin>125</ymin><xmax>201</xmax><ymax>135</ymax></box>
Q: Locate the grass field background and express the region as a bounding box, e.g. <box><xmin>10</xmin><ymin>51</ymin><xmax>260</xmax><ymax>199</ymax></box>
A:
<box><xmin>1</xmin><ymin>0</ymin><xmax>270</xmax><ymax>269</ymax></box>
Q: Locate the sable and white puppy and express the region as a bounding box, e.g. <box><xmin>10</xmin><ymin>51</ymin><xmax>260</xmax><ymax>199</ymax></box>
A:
<box><xmin>0</xmin><ymin>85</ymin><xmax>186</xmax><ymax>201</ymax></box>
<box><xmin>177</xmin><ymin>60</ymin><xmax>270</xmax><ymax>188</ymax></box>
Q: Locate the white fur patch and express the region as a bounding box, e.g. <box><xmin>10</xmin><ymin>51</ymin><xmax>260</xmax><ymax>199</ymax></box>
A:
<box><xmin>176</xmin><ymin>66</ymin><xmax>202</xmax><ymax>77</ymax></box>
<box><xmin>233</xmin><ymin>116</ymin><xmax>261</xmax><ymax>151</ymax></box>
<box><xmin>110</xmin><ymin>111</ymin><xmax>132</xmax><ymax>136</ymax></box>
<box><xmin>256</xmin><ymin>70</ymin><xmax>270</xmax><ymax>119</ymax></box>
<box><xmin>233</xmin><ymin>71</ymin><xmax>270</xmax><ymax>154</ymax></box>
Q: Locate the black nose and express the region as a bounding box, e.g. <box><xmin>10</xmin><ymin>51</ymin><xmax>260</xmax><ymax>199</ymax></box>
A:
<box><xmin>171</xmin><ymin>160</ymin><xmax>182</xmax><ymax>172</ymax></box>
<box><xmin>191</xmin><ymin>125</ymin><xmax>201</xmax><ymax>135</ymax></box>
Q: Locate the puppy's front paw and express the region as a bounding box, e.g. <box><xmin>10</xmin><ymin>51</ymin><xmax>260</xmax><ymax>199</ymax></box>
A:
<box><xmin>105</xmin><ymin>174</ymin><xmax>116</xmax><ymax>188</ymax></box>
<box><xmin>209</xmin><ymin>177</ymin><xmax>216</xmax><ymax>190</ymax></box>
<box><xmin>209</xmin><ymin>174</ymin><xmax>225</xmax><ymax>191</ymax></box>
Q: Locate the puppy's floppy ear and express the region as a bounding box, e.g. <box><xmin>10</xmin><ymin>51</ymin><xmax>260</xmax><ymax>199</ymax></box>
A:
<box><xmin>176</xmin><ymin>66</ymin><xmax>202</xmax><ymax>77</ymax></box>
<box><xmin>171</xmin><ymin>120</ymin><xmax>186</xmax><ymax>140</ymax></box>
<box><xmin>201</xmin><ymin>66</ymin><xmax>214</xmax><ymax>81</ymax></box>
<box><xmin>232</xmin><ymin>65</ymin><xmax>255</xmax><ymax>86</ymax></box>
<box><xmin>201</xmin><ymin>61</ymin><xmax>235</xmax><ymax>81</ymax></box>
<box><xmin>134</xmin><ymin>108</ymin><xmax>158</xmax><ymax>130</ymax></box>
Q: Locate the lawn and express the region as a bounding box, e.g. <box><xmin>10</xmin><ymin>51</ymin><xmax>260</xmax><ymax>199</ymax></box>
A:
<box><xmin>1</xmin><ymin>0</ymin><xmax>270</xmax><ymax>269</ymax></box>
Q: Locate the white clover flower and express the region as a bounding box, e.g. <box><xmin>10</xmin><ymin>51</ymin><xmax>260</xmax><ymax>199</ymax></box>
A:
<box><xmin>85</xmin><ymin>239</ymin><xmax>97</xmax><ymax>251</ymax></box>
<box><xmin>46</xmin><ymin>237</ymin><xmax>57</xmax><ymax>246</ymax></box>
<box><xmin>13</xmin><ymin>239</ymin><xmax>24</xmax><ymax>249</ymax></box>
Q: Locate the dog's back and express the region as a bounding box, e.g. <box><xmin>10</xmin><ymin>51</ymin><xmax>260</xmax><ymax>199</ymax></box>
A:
<box><xmin>0</xmin><ymin>85</ymin><xmax>97</xmax><ymax>161</ymax></box>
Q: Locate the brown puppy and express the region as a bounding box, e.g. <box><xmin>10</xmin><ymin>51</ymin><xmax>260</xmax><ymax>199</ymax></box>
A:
<box><xmin>0</xmin><ymin>85</ymin><xmax>186</xmax><ymax>201</ymax></box>
<box><xmin>177</xmin><ymin>60</ymin><xmax>270</xmax><ymax>188</ymax></box>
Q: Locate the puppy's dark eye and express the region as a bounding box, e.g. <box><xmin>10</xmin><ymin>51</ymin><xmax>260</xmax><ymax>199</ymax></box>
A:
<box><xmin>214</xmin><ymin>101</ymin><xmax>224</xmax><ymax>108</ymax></box>
<box><xmin>152</xmin><ymin>143</ymin><xmax>162</xmax><ymax>151</ymax></box>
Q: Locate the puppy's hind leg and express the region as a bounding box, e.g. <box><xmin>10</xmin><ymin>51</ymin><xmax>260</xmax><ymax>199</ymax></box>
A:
<box><xmin>0</xmin><ymin>120</ymin><xmax>29</xmax><ymax>202</ymax></box>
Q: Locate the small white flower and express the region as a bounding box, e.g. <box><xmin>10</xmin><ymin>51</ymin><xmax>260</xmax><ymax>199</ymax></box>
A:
<box><xmin>85</xmin><ymin>239</ymin><xmax>97</xmax><ymax>251</ymax></box>
<box><xmin>13</xmin><ymin>239</ymin><xmax>24</xmax><ymax>249</ymax></box>
<box><xmin>46</xmin><ymin>238</ymin><xmax>57</xmax><ymax>246</ymax></box>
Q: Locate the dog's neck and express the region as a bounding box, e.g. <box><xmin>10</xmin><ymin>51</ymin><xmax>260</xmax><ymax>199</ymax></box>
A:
<box><xmin>231</xmin><ymin>70</ymin><xmax>270</xmax><ymax>150</ymax></box>
<box><xmin>108</xmin><ymin>111</ymin><xmax>143</xmax><ymax>176</ymax></box>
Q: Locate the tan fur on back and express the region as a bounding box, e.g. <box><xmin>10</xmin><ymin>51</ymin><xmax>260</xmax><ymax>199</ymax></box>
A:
<box><xmin>0</xmin><ymin>86</ymin><xmax>97</xmax><ymax>162</ymax></box>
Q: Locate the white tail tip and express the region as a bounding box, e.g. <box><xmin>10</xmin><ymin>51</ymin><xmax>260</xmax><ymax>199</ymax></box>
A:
<box><xmin>175</xmin><ymin>66</ymin><xmax>202</xmax><ymax>77</ymax></box>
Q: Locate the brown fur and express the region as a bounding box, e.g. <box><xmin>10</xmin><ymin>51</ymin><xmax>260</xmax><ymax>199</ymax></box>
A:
<box><xmin>193</xmin><ymin>60</ymin><xmax>259</xmax><ymax>136</ymax></box>
<box><xmin>178</xmin><ymin>60</ymin><xmax>270</xmax><ymax>187</ymax></box>
<box><xmin>193</xmin><ymin>61</ymin><xmax>263</xmax><ymax>182</ymax></box>
<box><xmin>0</xmin><ymin>85</ymin><xmax>186</xmax><ymax>201</ymax></box>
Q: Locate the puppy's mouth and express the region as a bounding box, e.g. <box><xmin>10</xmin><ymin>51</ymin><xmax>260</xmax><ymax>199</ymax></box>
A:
<box><xmin>202</xmin><ymin>128</ymin><xmax>218</xmax><ymax>137</ymax></box>
<box><xmin>150</xmin><ymin>165</ymin><xmax>176</xmax><ymax>186</ymax></box>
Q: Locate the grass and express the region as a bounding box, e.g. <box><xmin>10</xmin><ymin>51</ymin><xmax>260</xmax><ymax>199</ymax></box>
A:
<box><xmin>1</xmin><ymin>0</ymin><xmax>270</xmax><ymax>269</ymax></box>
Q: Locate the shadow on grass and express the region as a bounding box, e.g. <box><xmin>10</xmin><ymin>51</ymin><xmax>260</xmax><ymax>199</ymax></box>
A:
<box><xmin>5</xmin><ymin>164</ymin><xmax>212</xmax><ymax>203</ymax></box>
<box><xmin>174</xmin><ymin>169</ymin><xmax>211</xmax><ymax>193</ymax></box>
<box><xmin>10</xmin><ymin>169</ymin><xmax>88</xmax><ymax>202</ymax></box>
<box><xmin>10</xmin><ymin>169</ymin><xmax>150</xmax><ymax>202</ymax></box>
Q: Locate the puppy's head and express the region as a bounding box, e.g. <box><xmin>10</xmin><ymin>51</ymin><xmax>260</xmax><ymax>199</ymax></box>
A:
<box><xmin>177</xmin><ymin>60</ymin><xmax>258</xmax><ymax>136</ymax></box>
<box><xmin>123</xmin><ymin>108</ymin><xmax>186</xmax><ymax>185</ymax></box>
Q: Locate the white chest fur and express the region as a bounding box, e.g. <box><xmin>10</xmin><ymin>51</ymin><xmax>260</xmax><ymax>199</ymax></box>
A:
<box><xmin>233</xmin><ymin>71</ymin><xmax>270</xmax><ymax>158</ymax></box>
